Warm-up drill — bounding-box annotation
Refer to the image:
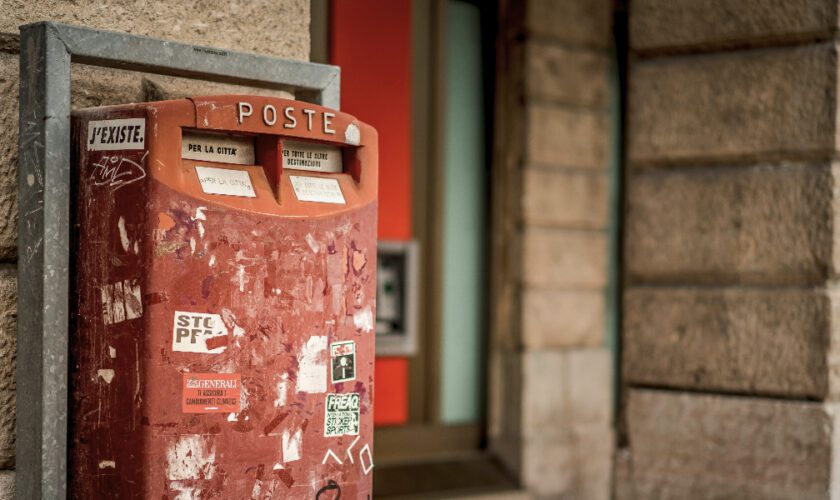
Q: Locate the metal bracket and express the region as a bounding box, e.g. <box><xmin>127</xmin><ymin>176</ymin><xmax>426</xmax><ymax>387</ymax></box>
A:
<box><xmin>17</xmin><ymin>21</ymin><xmax>340</xmax><ymax>499</ymax></box>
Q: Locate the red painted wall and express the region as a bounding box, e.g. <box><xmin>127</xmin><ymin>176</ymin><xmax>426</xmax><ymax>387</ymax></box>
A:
<box><xmin>331</xmin><ymin>0</ymin><xmax>412</xmax><ymax>426</ymax></box>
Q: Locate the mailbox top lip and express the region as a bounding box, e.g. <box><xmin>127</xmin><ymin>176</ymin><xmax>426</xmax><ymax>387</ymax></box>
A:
<box><xmin>73</xmin><ymin>94</ymin><xmax>378</xmax><ymax>147</ymax></box>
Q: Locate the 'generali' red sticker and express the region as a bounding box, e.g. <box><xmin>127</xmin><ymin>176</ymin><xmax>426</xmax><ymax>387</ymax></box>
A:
<box><xmin>182</xmin><ymin>373</ymin><xmax>241</xmax><ymax>413</ymax></box>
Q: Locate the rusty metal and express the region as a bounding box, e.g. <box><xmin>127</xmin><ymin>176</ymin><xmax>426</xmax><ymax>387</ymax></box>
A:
<box><xmin>18</xmin><ymin>22</ymin><xmax>341</xmax><ymax>499</ymax></box>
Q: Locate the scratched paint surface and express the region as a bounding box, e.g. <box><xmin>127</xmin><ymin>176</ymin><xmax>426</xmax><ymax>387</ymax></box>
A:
<box><xmin>69</xmin><ymin>99</ymin><xmax>376</xmax><ymax>499</ymax></box>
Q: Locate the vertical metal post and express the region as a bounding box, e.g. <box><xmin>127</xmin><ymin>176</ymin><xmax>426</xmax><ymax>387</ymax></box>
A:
<box><xmin>18</xmin><ymin>23</ymin><xmax>72</xmax><ymax>499</ymax></box>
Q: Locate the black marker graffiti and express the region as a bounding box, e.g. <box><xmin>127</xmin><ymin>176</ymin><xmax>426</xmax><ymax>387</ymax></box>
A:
<box><xmin>315</xmin><ymin>479</ymin><xmax>341</xmax><ymax>499</ymax></box>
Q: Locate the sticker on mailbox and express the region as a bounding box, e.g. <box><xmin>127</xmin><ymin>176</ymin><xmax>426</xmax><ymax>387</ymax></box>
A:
<box><xmin>289</xmin><ymin>175</ymin><xmax>346</xmax><ymax>204</ymax></box>
<box><xmin>324</xmin><ymin>392</ymin><xmax>360</xmax><ymax>437</ymax></box>
<box><xmin>182</xmin><ymin>373</ymin><xmax>241</xmax><ymax>413</ymax></box>
<box><xmin>87</xmin><ymin>118</ymin><xmax>146</xmax><ymax>151</ymax></box>
<box><xmin>173</xmin><ymin>311</ymin><xmax>228</xmax><ymax>354</ymax></box>
<box><xmin>183</xmin><ymin>130</ymin><xmax>255</xmax><ymax>165</ymax></box>
<box><xmin>195</xmin><ymin>166</ymin><xmax>256</xmax><ymax>197</ymax></box>
<box><xmin>283</xmin><ymin>140</ymin><xmax>342</xmax><ymax>173</ymax></box>
<box><xmin>331</xmin><ymin>341</ymin><xmax>356</xmax><ymax>383</ymax></box>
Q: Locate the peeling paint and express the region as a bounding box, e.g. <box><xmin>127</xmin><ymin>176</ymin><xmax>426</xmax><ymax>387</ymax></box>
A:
<box><xmin>296</xmin><ymin>336</ymin><xmax>327</xmax><ymax>394</ymax></box>
<box><xmin>353</xmin><ymin>306</ymin><xmax>374</xmax><ymax>333</ymax></box>
<box><xmin>344</xmin><ymin>123</ymin><xmax>361</xmax><ymax>145</ymax></box>
<box><xmin>98</xmin><ymin>460</ymin><xmax>116</xmax><ymax>469</ymax></box>
<box><xmin>305</xmin><ymin>233</ymin><xmax>319</xmax><ymax>253</ymax></box>
<box><xmin>108</xmin><ymin>346</ymin><xmax>116</xmax><ymax>358</ymax></box>
<box><xmin>118</xmin><ymin>217</ymin><xmax>130</xmax><ymax>252</ymax></box>
<box><xmin>165</xmin><ymin>435</ymin><xmax>216</xmax><ymax>481</ymax></box>
<box><xmin>274</xmin><ymin>375</ymin><xmax>288</xmax><ymax>408</ymax></box>
<box><xmin>282</xmin><ymin>428</ymin><xmax>302</xmax><ymax>463</ymax></box>
<box><xmin>97</xmin><ymin>369</ymin><xmax>115</xmax><ymax>384</ymax></box>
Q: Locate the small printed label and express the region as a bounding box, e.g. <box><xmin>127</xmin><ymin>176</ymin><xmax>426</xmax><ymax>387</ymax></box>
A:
<box><xmin>330</xmin><ymin>341</ymin><xmax>356</xmax><ymax>383</ymax></box>
<box><xmin>282</xmin><ymin>140</ymin><xmax>343</xmax><ymax>173</ymax></box>
<box><xmin>182</xmin><ymin>131</ymin><xmax>255</xmax><ymax>165</ymax></box>
<box><xmin>87</xmin><ymin>118</ymin><xmax>146</xmax><ymax>151</ymax></box>
<box><xmin>182</xmin><ymin>373</ymin><xmax>241</xmax><ymax>413</ymax></box>
<box><xmin>324</xmin><ymin>393</ymin><xmax>361</xmax><ymax>437</ymax></box>
<box><xmin>195</xmin><ymin>166</ymin><xmax>256</xmax><ymax>197</ymax></box>
<box><xmin>173</xmin><ymin>311</ymin><xmax>228</xmax><ymax>354</ymax></box>
<box><xmin>289</xmin><ymin>175</ymin><xmax>346</xmax><ymax>204</ymax></box>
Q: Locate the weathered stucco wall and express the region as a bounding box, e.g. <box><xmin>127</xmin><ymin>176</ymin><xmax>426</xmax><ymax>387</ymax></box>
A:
<box><xmin>0</xmin><ymin>2</ymin><xmax>310</xmax><ymax>496</ymax></box>
<box><xmin>618</xmin><ymin>0</ymin><xmax>840</xmax><ymax>497</ymax></box>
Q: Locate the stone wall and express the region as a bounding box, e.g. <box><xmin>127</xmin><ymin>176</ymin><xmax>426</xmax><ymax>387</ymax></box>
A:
<box><xmin>618</xmin><ymin>0</ymin><xmax>840</xmax><ymax>498</ymax></box>
<box><xmin>488</xmin><ymin>0</ymin><xmax>615</xmax><ymax>497</ymax></box>
<box><xmin>0</xmin><ymin>2</ymin><xmax>309</xmax><ymax>496</ymax></box>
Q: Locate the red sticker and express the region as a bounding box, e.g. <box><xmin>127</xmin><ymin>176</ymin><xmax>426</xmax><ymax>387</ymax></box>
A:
<box><xmin>182</xmin><ymin>373</ymin><xmax>241</xmax><ymax>413</ymax></box>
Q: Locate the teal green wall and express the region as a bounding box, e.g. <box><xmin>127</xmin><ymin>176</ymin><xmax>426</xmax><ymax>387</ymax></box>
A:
<box><xmin>439</xmin><ymin>0</ymin><xmax>487</xmax><ymax>424</ymax></box>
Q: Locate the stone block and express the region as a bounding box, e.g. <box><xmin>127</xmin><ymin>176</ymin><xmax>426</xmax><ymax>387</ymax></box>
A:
<box><xmin>522</xmin><ymin>168</ymin><xmax>609</xmax><ymax>229</ymax></box>
<box><xmin>3</xmin><ymin>0</ymin><xmax>309</xmax><ymax>60</ymax></box>
<box><xmin>623</xmin><ymin>389</ymin><xmax>835</xmax><ymax>499</ymax></box>
<box><xmin>527</xmin><ymin>105</ymin><xmax>610</xmax><ymax>170</ymax></box>
<box><xmin>522</xmin><ymin>289</ymin><xmax>604</xmax><ymax>348</ymax></box>
<box><xmin>526</xmin><ymin>43</ymin><xmax>610</xmax><ymax>107</ymax></box>
<box><xmin>0</xmin><ymin>471</ymin><xmax>11</xmax><ymax>500</ymax></box>
<box><xmin>522</xmin><ymin>350</ymin><xmax>568</xmax><ymax>437</ymax></box>
<box><xmin>522</xmin><ymin>349</ymin><xmax>612</xmax><ymax>438</ymax></box>
<box><xmin>567</xmin><ymin>349</ymin><xmax>612</xmax><ymax>426</ymax></box>
<box><xmin>631</xmin><ymin>0</ymin><xmax>839</xmax><ymax>53</ymax></box>
<box><xmin>625</xmin><ymin>163</ymin><xmax>832</xmax><ymax>285</ymax></box>
<box><xmin>523</xmin><ymin>227</ymin><xmax>607</xmax><ymax>289</ymax></box>
<box><xmin>521</xmin><ymin>437</ymin><xmax>575</xmax><ymax>496</ymax></box>
<box><xmin>624</xmin><ymin>287</ymin><xmax>829</xmax><ymax>398</ymax></box>
<box><xmin>571</xmin><ymin>424</ymin><xmax>614</xmax><ymax>500</ymax></box>
<box><xmin>0</xmin><ymin>268</ymin><xmax>15</xmax><ymax>393</ymax></box>
<box><xmin>525</xmin><ymin>0</ymin><xmax>611</xmax><ymax>48</ymax></box>
<box><xmin>0</xmin><ymin>390</ymin><xmax>12</xmax><ymax>469</ymax></box>
<box><xmin>628</xmin><ymin>44</ymin><xmax>837</xmax><ymax>164</ymax></box>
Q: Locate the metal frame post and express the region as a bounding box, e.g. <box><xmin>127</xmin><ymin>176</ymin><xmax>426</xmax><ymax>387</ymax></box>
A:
<box><xmin>17</xmin><ymin>21</ymin><xmax>340</xmax><ymax>498</ymax></box>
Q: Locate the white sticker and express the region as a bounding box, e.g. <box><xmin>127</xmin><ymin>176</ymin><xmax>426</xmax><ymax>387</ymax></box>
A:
<box><xmin>324</xmin><ymin>393</ymin><xmax>361</xmax><ymax>437</ymax></box>
<box><xmin>282</xmin><ymin>140</ymin><xmax>343</xmax><ymax>173</ymax></box>
<box><xmin>172</xmin><ymin>311</ymin><xmax>229</xmax><ymax>354</ymax></box>
<box><xmin>87</xmin><ymin>118</ymin><xmax>146</xmax><ymax>151</ymax></box>
<box><xmin>195</xmin><ymin>166</ymin><xmax>256</xmax><ymax>198</ymax></box>
<box><xmin>331</xmin><ymin>341</ymin><xmax>356</xmax><ymax>383</ymax></box>
<box><xmin>182</xmin><ymin>131</ymin><xmax>255</xmax><ymax>165</ymax></box>
<box><xmin>289</xmin><ymin>175</ymin><xmax>346</xmax><ymax>204</ymax></box>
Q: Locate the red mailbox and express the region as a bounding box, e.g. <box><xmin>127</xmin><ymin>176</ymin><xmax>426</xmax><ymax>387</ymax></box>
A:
<box><xmin>69</xmin><ymin>96</ymin><xmax>377</xmax><ymax>498</ymax></box>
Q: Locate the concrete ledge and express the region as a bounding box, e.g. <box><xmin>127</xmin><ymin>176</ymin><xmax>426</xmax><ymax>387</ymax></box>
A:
<box><xmin>628</xmin><ymin>44</ymin><xmax>837</xmax><ymax>165</ymax></box>
<box><xmin>522</xmin><ymin>168</ymin><xmax>609</xmax><ymax>229</ymax></box>
<box><xmin>625</xmin><ymin>163</ymin><xmax>832</xmax><ymax>286</ymax></box>
<box><xmin>620</xmin><ymin>389</ymin><xmax>834</xmax><ymax>499</ymax></box>
<box><xmin>523</xmin><ymin>227</ymin><xmax>607</xmax><ymax>289</ymax></box>
<box><xmin>526</xmin><ymin>42</ymin><xmax>609</xmax><ymax>107</ymax></box>
<box><xmin>522</xmin><ymin>289</ymin><xmax>604</xmax><ymax>349</ymax></box>
<box><xmin>525</xmin><ymin>0</ymin><xmax>611</xmax><ymax>48</ymax></box>
<box><xmin>623</xmin><ymin>287</ymin><xmax>829</xmax><ymax>398</ymax></box>
<box><xmin>527</xmin><ymin>105</ymin><xmax>610</xmax><ymax>170</ymax></box>
<box><xmin>630</xmin><ymin>0</ymin><xmax>839</xmax><ymax>54</ymax></box>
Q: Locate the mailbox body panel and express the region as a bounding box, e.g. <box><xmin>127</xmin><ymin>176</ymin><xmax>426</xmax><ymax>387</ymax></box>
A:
<box><xmin>69</xmin><ymin>97</ymin><xmax>377</xmax><ymax>499</ymax></box>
